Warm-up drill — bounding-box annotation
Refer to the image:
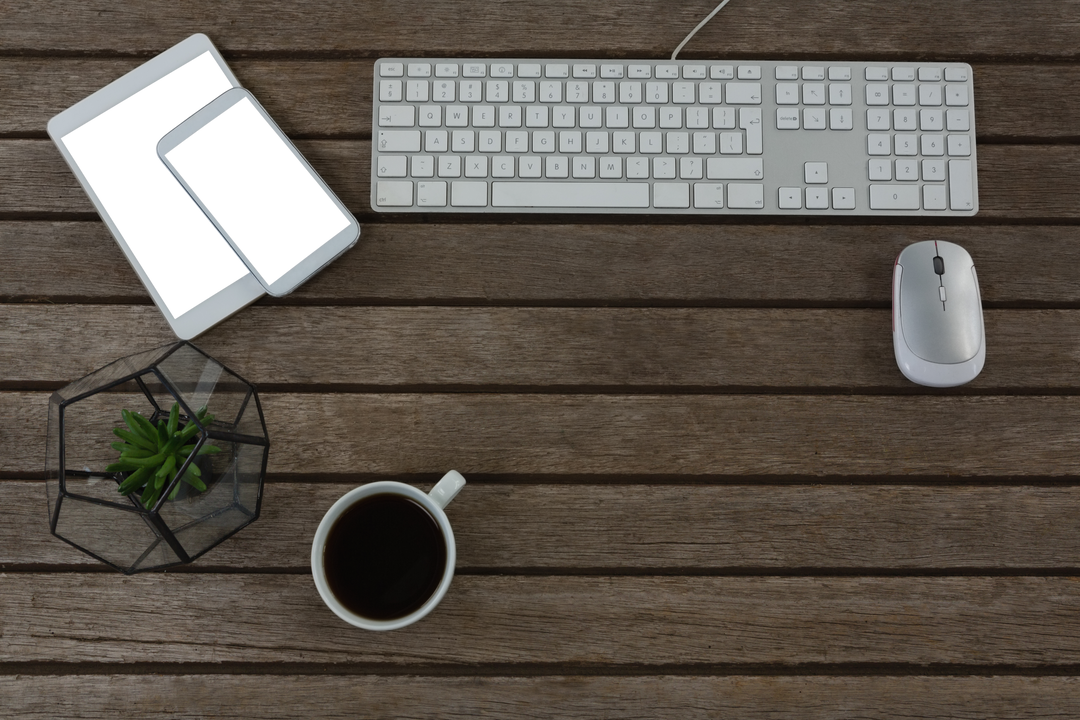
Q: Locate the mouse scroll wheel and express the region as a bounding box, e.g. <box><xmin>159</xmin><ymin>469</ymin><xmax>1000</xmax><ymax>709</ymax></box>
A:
<box><xmin>933</xmin><ymin>256</ymin><xmax>945</xmax><ymax>275</ymax></box>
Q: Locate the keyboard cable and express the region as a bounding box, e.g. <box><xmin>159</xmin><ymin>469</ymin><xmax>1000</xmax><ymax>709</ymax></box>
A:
<box><xmin>671</xmin><ymin>0</ymin><xmax>736</xmax><ymax>60</ymax></box>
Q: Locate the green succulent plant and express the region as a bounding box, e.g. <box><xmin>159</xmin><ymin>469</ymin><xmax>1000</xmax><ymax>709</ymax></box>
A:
<box><xmin>107</xmin><ymin>402</ymin><xmax>220</xmax><ymax>509</ymax></box>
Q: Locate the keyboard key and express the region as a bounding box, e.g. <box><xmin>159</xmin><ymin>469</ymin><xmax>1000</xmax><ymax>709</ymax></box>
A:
<box><xmin>803</xmin><ymin>83</ymin><xmax>826</xmax><ymax>105</ymax></box>
<box><xmin>779</xmin><ymin>187</ymin><xmax>802</xmax><ymax>209</ymax></box>
<box><xmin>718</xmin><ymin>132</ymin><xmax>742</xmax><ymax>154</ymax></box>
<box><xmin>492</xmin><ymin>182</ymin><xmax>649</xmax><ymax>207</ymax></box>
<box><xmin>893</xmin><ymin>84</ymin><xmax>916</xmax><ymax>106</ymax></box>
<box><xmin>462</xmin><ymin>63</ymin><xmax>486</xmax><ymax>78</ymax></box>
<box><xmin>693</xmin><ymin>183</ymin><xmax>724</xmax><ymax>208</ymax></box>
<box><xmin>920</xmin><ymin>109</ymin><xmax>944</xmax><ymax>131</ymax></box>
<box><xmin>573</xmin><ymin>64</ymin><xmax>596</xmax><ymax>78</ymax></box>
<box><xmin>545</xmin><ymin>64</ymin><xmax>569</xmax><ymax>78</ymax></box>
<box><xmin>378</xmin><ymin>130</ymin><xmax>421</xmax><ymax>152</ymax></box>
<box><xmin>738</xmin><ymin>65</ymin><xmax>762</xmax><ymax>79</ymax></box>
<box><xmin>919</xmin><ymin>85</ymin><xmax>942</xmax><ymax>106</ymax></box>
<box><xmin>802</xmin><ymin>66</ymin><xmax>825</xmax><ymax>81</ymax></box>
<box><xmin>828</xmin><ymin>84</ymin><xmax>852</xmax><ymax>105</ymax></box>
<box><xmin>895</xmin><ymin>134</ymin><xmax>918</xmax><ymax>156</ymax></box>
<box><xmin>451</xmin><ymin>181</ymin><xmax>488</xmax><ymax>206</ymax></box>
<box><xmin>628</xmin><ymin>64</ymin><xmax>652</xmax><ymax>78</ymax></box>
<box><xmin>949</xmin><ymin>160</ymin><xmax>974</xmax><ymax>210</ymax></box>
<box><xmin>946</xmin><ymin>109</ymin><xmax>970</xmax><ymax>131</ymax></box>
<box><xmin>806</xmin><ymin>187</ymin><xmax>829</xmax><ymax>209</ymax></box>
<box><xmin>868</xmin><ymin>159</ymin><xmax>892</xmax><ymax>181</ymax></box>
<box><xmin>921</xmin><ymin>134</ymin><xmax>944</xmax><ymax>156</ymax></box>
<box><xmin>777</xmin><ymin>109</ymin><xmax>800</xmax><ymax>129</ymax></box>
<box><xmin>491</xmin><ymin>63</ymin><xmax>514</xmax><ymax>77</ymax></box>
<box><xmin>946</xmin><ymin>85</ymin><xmax>970</xmax><ymax>106</ymax></box>
<box><xmin>893</xmin><ymin>109</ymin><xmax>917</xmax><ymax>131</ymax></box>
<box><xmin>740</xmin><ymin>108</ymin><xmax>763</xmax><ymax>154</ymax></box>
<box><xmin>375</xmin><ymin>181</ymin><xmax>412</xmax><ymax>206</ymax></box>
<box><xmin>381</xmin><ymin>62</ymin><xmax>404</xmax><ymax>77</ymax></box>
<box><xmin>829</xmin><ymin>108</ymin><xmax>853</xmax><ymax>130</ymax></box>
<box><xmin>804</xmin><ymin>162</ymin><xmax>828</xmax><ymax>184</ymax></box>
<box><xmin>416</xmin><ymin>181</ymin><xmax>447</xmax><ymax>207</ymax></box>
<box><xmin>652</xmin><ymin>157</ymin><xmax>675</xmax><ymax>178</ymax></box>
<box><xmin>832</xmin><ymin>187</ymin><xmax>856</xmax><ymax>209</ymax></box>
<box><xmin>866</xmin><ymin>109</ymin><xmax>890</xmax><ymax>131</ymax></box>
<box><xmin>918</xmin><ymin>67</ymin><xmax>942</xmax><ymax>82</ymax></box>
<box><xmin>654</xmin><ymin>183</ymin><xmax>690</xmax><ymax>208</ymax></box>
<box><xmin>435</xmin><ymin>64</ymin><xmax>459</xmax><ymax>77</ymax></box>
<box><xmin>865</xmin><ymin>67</ymin><xmax>889</xmax><ymax>81</ymax></box>
<box><xmin>380</xmin><ymin>80</ymin><xmax>402</xmax><ymax>102</ymax></box>
<box><xmin>947</xmin><ymin>135</ymin><xmax>972</xmax><ymax>156</ymax></box>
<box><xmin>803</xmin><ymin>108</ymin><xmax>826</xmax><ymax>130</ymax></box>
<box><xmin>828</xmin><ymin>66</ymin><xmax>852</xmax><ymax>81</ymax></box>
<box><xmin>867</xmin><ymin>134</ymin><xmax>890</xmax><ymax>155</ymax></box>
<box><xmin>707</xmin><ymin>158</ymin><xmax>764</xmax><ymax>180</ymax></box>
<box><xmin>683</xmin><ymin>65</ymin><xmax>707</xmax><ymax>79</ymax></box>
<box><xmin>518</xmin><ymin>64</ymin><xmax>542</xmax><ymax>78</ymax></box>
<box><xmin>892</xmin><ymin>67</ymin><xmax>916</xmax><ymax>81</ymax></box>
<box><xmin>923</xmin><ymin>184</ymin><xmax>947</xmax><ymax>210</ymax></box>
<box><xmin>727</xmin><ymin>183</ymin><xmax>764</xmax><ymax>208</ymax></box>
<box><xmin>378</xmin><ymin>106</ymin><xmax>415</xmax><ymax>126</ymax></box>
<box><xmin>776</xmin><ymin>83</ymin><xmax>799</xmax><ymax>105</ymax></box>
<box><xmin>866</xmin><ymin>84</ymin><xmax>889</xmax><ymax>105</ymax></box>
<box><xmin>408</xmin><ymin>63</ymin><xmax>431</xmax><ymax>77</ymax></box>
<box><xmin>601</xmin><ymin>64</ymin><xmax>624</xmax><ymax>78</ymax></box>
<box><xmin>710</xmin><ymin>65</ymin><xmax>734</xmax><ymax>79</ymax></box>
<box><xmin>895</xmin><ymin>159</ymin><xmax>918</xmax><ymax>181</ymax></box>
<box><xmin>945</xmin><ymin>66</ymin><xmax>970</xmax><ymax>82</ymax></box>
<box><xmin>922</xmin><ymin>159</ymin><xmax>946</xmax><ymax>182</ymax></box>
<box><xmin>376</xmin><ymin>156</ymin><xmax>407</xmax><ymax>177</ymax></box>
<box><xmin>726</xmin><ymin>83</ymin><xmax>762</xmax><ymax>104</ymax></box>
<box><xmin>870</xmin><ymin>185</ymin><xmax>920</xmax><ymax>210</ymax></box>
<box><xmin>656</xmin><ymin>65</ymin><xmax>680</xmax><ymax>79</ymax></box>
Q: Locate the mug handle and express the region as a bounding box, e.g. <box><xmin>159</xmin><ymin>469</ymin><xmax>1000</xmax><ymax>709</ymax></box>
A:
<box><xmin>429</xmin><ymin>470</ymin><xmax>466</xmax><ymax>509</ymax></box>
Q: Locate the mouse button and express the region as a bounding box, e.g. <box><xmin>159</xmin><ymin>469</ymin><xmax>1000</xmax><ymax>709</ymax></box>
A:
<box><xmin>933</xmin><ymin>256</ymin><xmax>945</xmax><ymax>275</ymax></box>
<box><xmin>897</xmin><ymin>240</ymin><xmax>938</xmax><ymax>268</ymax></box>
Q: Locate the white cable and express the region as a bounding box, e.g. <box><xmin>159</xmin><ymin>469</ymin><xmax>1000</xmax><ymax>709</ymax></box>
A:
<box><xmin>671</xmin><ymin>0</ymin><xmax>735</xmax><ymax>60</ymax></box>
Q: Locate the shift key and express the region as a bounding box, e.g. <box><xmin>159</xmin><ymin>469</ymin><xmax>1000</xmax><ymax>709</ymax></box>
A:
<box><xmin>377</xmin><ymin>130</ymin><xmax>421</xmax><ymax>152</ymax></box>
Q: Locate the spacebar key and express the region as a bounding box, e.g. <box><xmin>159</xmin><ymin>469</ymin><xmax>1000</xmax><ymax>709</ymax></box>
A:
<box><xmin>492</xmin><ymin>182</ymin><xmax>650</xmax><ymax>208</ymax></box>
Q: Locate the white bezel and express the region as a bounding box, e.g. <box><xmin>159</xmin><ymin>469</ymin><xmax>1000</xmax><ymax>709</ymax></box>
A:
<box><xmin>154</xmin><ymin>87</ymin><xmax>360</xmax><ymax>295</ymax></box>
<box><xmin>45</xmin><ymin>31</ymin><xmax>265</xmax><ymax>341</ymax></box>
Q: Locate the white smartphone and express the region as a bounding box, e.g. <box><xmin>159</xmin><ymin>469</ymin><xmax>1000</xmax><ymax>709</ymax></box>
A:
<box><xmin>158</xmin><ymin>87</ymin><xmax>359</xmax><ymax>297</ymax></box>
<box><xmin>47</xmin><ymin>34</ymin><xmax>265</xmax><ymax>339</ymax></box>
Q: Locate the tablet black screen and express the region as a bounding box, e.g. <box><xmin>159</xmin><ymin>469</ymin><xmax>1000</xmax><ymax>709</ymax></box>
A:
<box><xmin>66</xmin><ymin>56</ymin><xmax>246</xmax><ymax>313</ymax></box>
<box><xmin>170</xmin><ymin>101</ymin><xmax>343</xmax><ymax>280</ymax></box>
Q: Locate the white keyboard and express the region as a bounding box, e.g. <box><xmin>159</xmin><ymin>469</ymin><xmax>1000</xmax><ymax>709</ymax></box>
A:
<box><xmin>371</xmin><ymin>59</ymin><xmax>978</xmax><ymax>216</ymax></box>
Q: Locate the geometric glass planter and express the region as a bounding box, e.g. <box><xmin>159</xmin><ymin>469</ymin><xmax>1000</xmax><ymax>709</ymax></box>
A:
<box><xmin>45</xmin><ymin>341</ymin><xmax>269</xmax><ymax>573</ymax></box>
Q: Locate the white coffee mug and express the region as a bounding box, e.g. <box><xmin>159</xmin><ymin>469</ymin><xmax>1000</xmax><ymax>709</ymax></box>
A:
<box><xmin>311</xmin><ymin>470</ymin><xmax>466</xmax><ymax>631</ymax></box>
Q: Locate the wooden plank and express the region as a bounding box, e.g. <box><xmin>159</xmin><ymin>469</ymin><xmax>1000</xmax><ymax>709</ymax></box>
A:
<box><xmin>5</xmin><ymin>140</ymin><xmax>1080</xmax><ymax>219</ymax></box>
<box><xmin>3</xmin><ymin>221</ymin><xmax>1080</xmax><ymax>306</ymax></box>
<box><xmin>0</xmin><ymin>1</ymin><xmax>1075</xmax><ymax>59</ymax></box>
<box><xmin>4</xmin><ymin>305</ymin><xmax>1080</xmax><ymax>390</ymax></box>
<box><xmin>2</xmin><ymin>58</ymin><xmax>1073</xmax><ymax>141</ymax></box>
<box><xmin>2</xmin><ymin>675</ymin><xmax>1078</xmax><ymax>719</ymax></box>
<box><xmin>6</xmin><ymin>391</ymin><xmax>1080</xmax><ymax>477</ymax></box>
<box><xmin>2</xmin><ymin>574</ymin><xmax>1080</xmax><ymax>665</ymax></box>
<box><xmin>9</xmin><ymin>482</ymin><xmax>1080</xmax><ymax>570</ymax></box>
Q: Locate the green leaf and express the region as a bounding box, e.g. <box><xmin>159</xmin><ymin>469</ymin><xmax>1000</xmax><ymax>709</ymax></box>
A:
<box><xmin>156</xmin><ymin>454</ymin><xmax>176</xmax><ymax>479</ymax></box>
<box><xmin>182</xmin><ymin>470</ymin><xmax>207</xmax><ymax>492</ymax></box>
<box><xmin>167</xmin><ymin>402</ymin><xmax>179</xmax><ymax>437</ymax></box>
<box><xmin>119</xmin><ymin>447</ymin><xmax>154</xmax><ymax>460</ymax></box>
<box><xmin>179</xmin><ymin>422</ymin><xmax>202</xmax><ymax>441</ymax></box>
<box><xmin>106</xmin><ymin>462</ymin><xmax>141</xmax><ymax>473</ymax></box>
<box><xmin>187</xmin><ymin>462</ymin><xmax>201</xmax><ymax>478</ymax></box>
<box><xmin>198</xmin><ymin>443</ymin><xmax>222</xmax><ymax>456</ymax></box>
<box><xmin>156</xmin><ymin>420</ymin><xmax>168</xmax><ymax>445</ymax></box>
<box><xmin>118</xmin><ymin>465</ymin><xmax>153</xmax><ymax>494</ymax></box>
<box><xmin>196</xmin><ymin>405</ymin><xmax>208</xmax><ymax>419</ymax></box>
<box><xmin>113</xmin><ymin>427</ymin><xmax>155</xmax><ymax>452</ymax></box>
<box><xmin>122</xmin><ymin>453</ymin><xmax>165</xmax><ymax>468</ymax></box>
<box><xmin>141</xmin><ymin>485</ymin><xmax>160</xmax><ymax>510</ymax></box>
<box><xmin>127</xmin><ymin>410</ymin><xmax>160</xmax><ymax>444</ymax></box>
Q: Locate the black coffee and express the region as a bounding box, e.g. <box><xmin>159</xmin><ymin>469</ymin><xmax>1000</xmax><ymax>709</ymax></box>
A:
<box><xmin>322</xmin><ymin>493</ymin><xmax>447</xmax><ymax>621</ymax></box>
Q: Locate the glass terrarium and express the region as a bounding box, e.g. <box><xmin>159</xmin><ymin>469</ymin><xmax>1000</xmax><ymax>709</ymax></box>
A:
<box><xmin>45</xmin><ymin>341</ymin><xmax>269</xmax><ymax>573</ymax></box>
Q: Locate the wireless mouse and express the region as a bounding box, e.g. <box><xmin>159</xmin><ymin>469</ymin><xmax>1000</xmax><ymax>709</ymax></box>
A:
<box><xmin>892</xmin><ymin>240</ymin><xmax>985</xmax><ymax>387</ymax></box>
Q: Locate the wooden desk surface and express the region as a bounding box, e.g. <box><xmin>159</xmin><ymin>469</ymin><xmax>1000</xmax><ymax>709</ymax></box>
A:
<box><xmin>3</xmin><ymin>1</ymin><xmax>1080</xmax><ymax>716</ymax></box>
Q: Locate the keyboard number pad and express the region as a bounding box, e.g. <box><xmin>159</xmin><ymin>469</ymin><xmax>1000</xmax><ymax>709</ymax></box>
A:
<box><xmin>863</xmin><ymin>64</ymin><xmax>975</xmax><ymax>212</ymax></box>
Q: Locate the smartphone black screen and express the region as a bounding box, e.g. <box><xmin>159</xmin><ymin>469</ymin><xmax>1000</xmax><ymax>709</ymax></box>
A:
<box><xmin>64</xmin><ymin>56</ymin><xmax>244</xmax><ymax>313</ymax></box>
<box><xmin>170</xmin><ymin>102</ymin><xmax>343</xmax><ymax>280</ymax></box>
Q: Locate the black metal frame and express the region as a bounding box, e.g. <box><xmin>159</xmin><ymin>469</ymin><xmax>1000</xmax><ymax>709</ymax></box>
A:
<box><xmin>47</xmin><ymin>341</ymin><xmax>270</xmax><ymax>574</ymax></box>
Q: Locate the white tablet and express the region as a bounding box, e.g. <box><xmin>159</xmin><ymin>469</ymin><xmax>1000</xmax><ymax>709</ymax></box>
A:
<box><xmin>158</xmin><ymin>88</ymin><xmax>360</xmax><ymax>296</ymax></box>
<box><xmin>47</xmin><ymin>34</ymin><xmax>265</xmax><ymax>339</ymax></box>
